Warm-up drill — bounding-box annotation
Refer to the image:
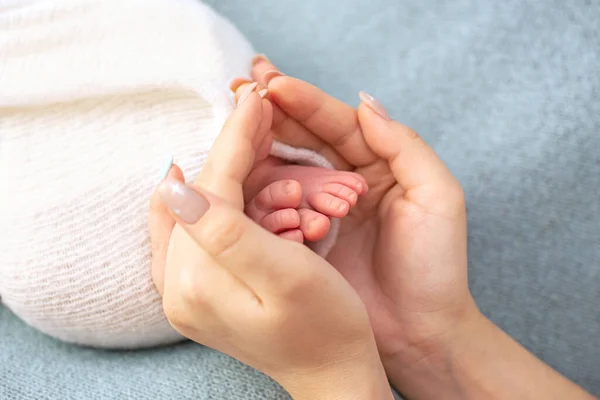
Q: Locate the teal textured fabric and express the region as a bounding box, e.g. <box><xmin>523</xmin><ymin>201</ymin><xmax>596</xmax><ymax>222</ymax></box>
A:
<box><xmin>2</xmin><ymin>0</ymin><xmax>599</xmax><ymax>398</ymax></box>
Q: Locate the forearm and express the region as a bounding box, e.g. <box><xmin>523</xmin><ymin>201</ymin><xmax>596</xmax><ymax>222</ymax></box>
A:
<box><xmin>386</xmin><ymin>314</ymin><xmax>595</xmax><ymax>400</ymax></box>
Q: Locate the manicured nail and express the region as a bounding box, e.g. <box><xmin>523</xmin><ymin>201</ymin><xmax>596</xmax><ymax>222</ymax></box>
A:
<box><xmin>237</xmin><ymin>82</ymin><xmax>258</xmax><ymax>105</ymax></box>
<box><xmin>229</xmin><ymin>77</ymin><xmax>252</xmax><ymax>92</ymax></box>
<box><xmin>157</xmin><ymin>178</ymin><xmax>210</xmax><ymax>224</ymax></box>
<box><xmin>359</xmin><ymin>91</ymin><xmax>390</xmax><ymax>121</ymax></box>
<box><xmin>258</xmin><ymin>88</ymin><xmax>268</xmax><ymax>98</ymax></box>
<box><xmin>159</xmin><ymin>155</ymin><xmax>174</xmax><ymax>181</ymax></box>
<box><xmin>262</xmin><ymin>69</ymin><xmax>285</xmax><ymax>85</ymax></box>
<box><xmin>252</xmin><ymin>54</ymin><xmax>270</xmax><ymax>66</ymax></box>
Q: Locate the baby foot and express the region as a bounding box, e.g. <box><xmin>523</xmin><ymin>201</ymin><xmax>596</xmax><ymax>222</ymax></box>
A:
<box><xmin>245</xmin><ymin>157</ymin><xmax>368</xmax><ymax>243</ymax></box>
<box><xmin>244</xmin><ymin>180</ymin><xmax>304</xmax><ymax>243</ymax></box>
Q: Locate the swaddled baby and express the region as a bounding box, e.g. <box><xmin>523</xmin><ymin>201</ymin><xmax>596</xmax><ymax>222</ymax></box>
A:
<box><xmin>0</xmin><ymin>0</ymin><xmax>365</xmax><ymax>348</ymax></box>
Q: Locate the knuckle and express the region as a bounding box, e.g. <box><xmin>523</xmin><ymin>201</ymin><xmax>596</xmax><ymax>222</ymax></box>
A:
<box><xmin>404</xmin><ymin>126</ymin><xmax>420</xmax><ymax>140</ymax></box>
<box><xmin>395</xmin><ymin>121</ymin><xmax>421</xmax><ymax>140</ymax></box>
<box><xmin>163</xmin><ymin>265</ymin><xmax>210</xmax><ymax>331</ymax></box>
<box><xmin>199</xmin><ymin>213</ymin><xmax>246</xmax><ymax>260</ymax></box>
<box><xmin>330</xmin><ymin>130</ymin><xmax>353</xmax><ymax>148</ymax></box>
<box><xmin>178</xmin><ymin>264</ymin><xmax>208</xmax><ymax>307</ymax></box>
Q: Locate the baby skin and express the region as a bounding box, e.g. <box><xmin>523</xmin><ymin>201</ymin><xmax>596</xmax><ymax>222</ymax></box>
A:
<box><xmin>243</xmin><ymin>156</ymin><xmax>368</xmax><ymax>244</ymax></box>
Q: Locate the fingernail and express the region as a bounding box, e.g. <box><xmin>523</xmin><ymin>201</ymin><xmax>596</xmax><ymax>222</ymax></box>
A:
<box><xmin>159</xmin><ymin>155</ymin><xmax>174</xmax><ymax>181</ymax></box>
<box><xmin>252</xmin><ymin>54</ymin><xmax>270</xmax><ymax>66</ymax></box>
<box><xmin>157</xmin><ymin>178</ymin><xmax>210</xmax><ymax>224</ymax></box>
<box><xmin>257</xmin><ymin>88</ymin><xmax>268</xmax><ymax>98</ymax></box>
<box><xmin>229</xmin><ymin>77</ymin><xmax>252</xmax><ymax>93</ymax></box>
<box><xmin>359</xmin><ymin>91</ymin><xmax>391</xmax><ymax>121</ymax></box>
<box><xmin>262</xmin><ymin>69</ymin><xmax>285</xmax><ymax>85</ymax></box>
<box><xmin>237</xmin><ymin>82</ymin><xmax>258</xmax><ymax>105</ymax></box>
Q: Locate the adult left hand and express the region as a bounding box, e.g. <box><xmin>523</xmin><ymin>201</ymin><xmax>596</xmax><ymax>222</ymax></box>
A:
<box><xmin>148</xmin><ymin>89</ymin><xmax>393</xmax><ymax>400</ymax></box>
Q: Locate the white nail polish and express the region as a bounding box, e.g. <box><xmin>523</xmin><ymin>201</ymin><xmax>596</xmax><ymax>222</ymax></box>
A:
<box><xmin>237</xmin><ymin>82</ymin><xmax>259</xmax><ymax>105</ymax></box>
<box><xmin>159</xmin><ymin>155</ymin><xmax>174</xmax><ymax>181</ymax></box>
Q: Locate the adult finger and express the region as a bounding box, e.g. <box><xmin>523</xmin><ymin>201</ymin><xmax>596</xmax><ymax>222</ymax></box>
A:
<box><xmin>250</xmin><ymin>53</ymin><xmax>367</xmax><ymax>168</ymax></box>
<box><xmin>148</xmin><ymin>163</ymin><xmax>184</xmax><ymax>296</ymax></box>
<box><xmin>233</xmin><ymin>81</ymin><xmax>351</xmax><ymax>170</ymax></box>
<box><xmin>250</xmin><ymin>54</ymin><xmax>278</xmax><ymax>87</ymax></box>
<box><xmin>266</xmin><ymin>76</ymin><xmax>378</xmax><ymax>168</ymax></box>
<box><xmin>245</xmin><ymin>53</ymin><xmax>351</xmax><ymax>170</ymax></box>
<box><xmin>155</xmin><ymin>178</ymin><xmax>320</xmax><ymax>296</ymax></box>
<box><xmin>228</xmin><ymin>54</ymin><xmax>274</xmax><ymax>91</ymax></box>
<box><xmin>357</xmin><ymin>93</ymin><xmax>464</xmax><ymax>212</ymax></box>
<box><xmin>195</xmin><ymin>89</ymin><xmax>272</xmax><ymax>210</ymax></box>
<box><xmin>271</xmin><ymin>108</ymin><xmax>351</xmax><ymax>170</ymax></box>
<box><xmin>229</xmin><ymin>77</ymin><xmax>252</xmax><ymax>92</ymax></box>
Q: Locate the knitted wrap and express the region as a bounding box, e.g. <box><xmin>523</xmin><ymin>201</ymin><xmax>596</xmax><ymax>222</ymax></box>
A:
<box><xmin>0</xmin><ymin>0</ymin><xmax>339</xmax><ymax>348</ymax></box>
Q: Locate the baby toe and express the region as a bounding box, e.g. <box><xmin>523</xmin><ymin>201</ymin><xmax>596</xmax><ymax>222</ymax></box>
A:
<box><xmin>260</xmin><ymin>208</ymin><xmax>301</xmax><ymax>234</ymax></box>
<box><xmin>245</xmin><ymin>180</ymin><xmax>302</xmax><ymax>222</ymax></box>
<box><xmin>307</xmin><ymin>192</ymin><xmax>351</xmax><ymax>219</ymax></box>
<box><xmin>298</xmin><ymin>209</ymin><xmax>331</xmax><ymax>242</ymax></box>
<box><xmin>278</xmin><ymin>229</ymin><xmax>304</xmax><ymax>243</ymax></box>
<box><xmin>323</xmin><ymin>183</ymin><xmax>360</xmax><ymax>207</ymax></box>
<box><xmin>326</xmin><ymin>173</ymin><xmax>368</xmax><ymax>195</ymax></box>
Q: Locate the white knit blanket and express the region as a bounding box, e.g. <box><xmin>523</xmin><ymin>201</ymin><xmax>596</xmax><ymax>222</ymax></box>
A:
<box><xmin>0</xmin><ymin>0</ymin><xmax>337</xmax><ymax>348</ymax></box>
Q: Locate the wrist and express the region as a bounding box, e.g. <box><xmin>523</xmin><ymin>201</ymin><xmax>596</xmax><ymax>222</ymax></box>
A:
<box><xmin>381</xmin><ymin>304</ymin><xmax>489</xmax><ymax>399</ymax></box>
<box><xmin>277</xmin><ymin>341</ymin><xmax>394</xmax><ymax>400</ymax></box>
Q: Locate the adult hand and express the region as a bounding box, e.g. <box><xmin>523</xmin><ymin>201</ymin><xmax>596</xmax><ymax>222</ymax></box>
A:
<box><xmin>230</xmin><ymin>56</ymin><xmax>595</xmax><ymax>399</ymax></box>
<box><xmin>148</xmin><ymin>89</ymin><xmax>393</xmax><ymax>400</ymax></box>
<box><xmin>236</xmin><ymin>55</ymin><xmax>473</xmax><ymax>366</ymax></box>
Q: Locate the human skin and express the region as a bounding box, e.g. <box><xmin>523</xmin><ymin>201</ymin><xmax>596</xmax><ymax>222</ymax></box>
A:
<box><xmin>148</xmin><ymin>56</ymin><xmax>594</xmax><ymax>399</ymax></box>
<box><xmin>227</xmin><ymin>56</ymin><xmax>595</xmax><ymax>400</ymax></box>
<box><xmin>149</xmin><ymin>90</ymin><xmax>394</xmax><ymax>400</ymax></box>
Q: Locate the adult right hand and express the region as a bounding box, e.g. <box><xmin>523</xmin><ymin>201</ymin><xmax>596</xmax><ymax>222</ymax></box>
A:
<box><xmin>230</xmin><ymin>56</ymin><xmax>595</xmax><ymax>400</ymax></box>
<box><xmin>237</xmin><ymin>55</ymin><xmax>474</xmax><ymax>370</ymax></box>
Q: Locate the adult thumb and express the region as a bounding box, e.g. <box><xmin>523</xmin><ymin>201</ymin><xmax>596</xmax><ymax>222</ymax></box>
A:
<box><xmin>148</xmin><ymin>163</ymin><xmax>185</xmax><ymax>296</ymax></box>
<box><xmin>155</xmin><ymin>177</ymin><xmax>307</xmax><ymax>295</ymax></box>
<box><xmin>194</xmin><ymin>89</ymin><xmax>272</xmax><ymax>210</ymax></box>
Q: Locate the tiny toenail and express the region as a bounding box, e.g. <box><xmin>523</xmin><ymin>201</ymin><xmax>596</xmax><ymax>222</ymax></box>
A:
<box><xmin>283</xmin><ymin>181</ymin><xmax>293</xmax><ymax>195</ymax></box>
<box><xmin>349</xmin><ymin>192</ymin><xmax>357</xmax><ymax>202</ymax></box>
<box><xmin>338</xmin><ymin>203</ymin><xmax>348</xmax><ymax>212</ymax></box>
<box><xmin>356</xmin><ymin>182</ymin><xmax>363</xmax><ymax>192</ymax></box>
